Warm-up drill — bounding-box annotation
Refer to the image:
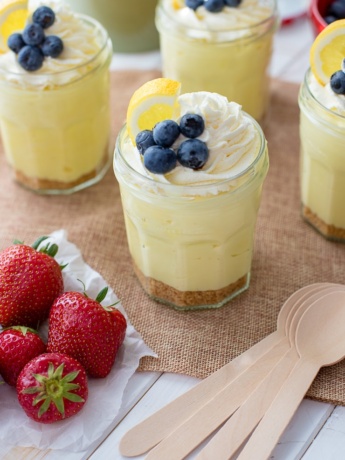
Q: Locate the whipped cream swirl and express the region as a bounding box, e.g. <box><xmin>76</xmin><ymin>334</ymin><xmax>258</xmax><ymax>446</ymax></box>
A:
<box><xmin>0</xmin><ymin>0</ymin><xmax>108</xmax><ymax>88</ymax></box>
<box><xmin>124</xmin><ymin>91</ymin><xmax>263</xmax><ymax>194</ymax></box>
<box><xmin>164</xmin><ymin>0</ymin><xmax>275</xmax><ymax>32</ymax></box>
<box><xmin>308</xmin><ymin>72</ymin><xmax>345</xmax><ymax>117</ymax></box>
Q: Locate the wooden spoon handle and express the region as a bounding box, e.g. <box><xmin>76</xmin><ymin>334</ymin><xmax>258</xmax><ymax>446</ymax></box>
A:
<box><xmin>120</xmin><ymin>331</ymin><xmax>280</xmax><ymax>456</ymax></box>
<box><xmin>144</xmin><ymin>339</ymin><xmax>289</xmax><ymax>460</ymax></box>
<box><xmin>237</xmin><ymin>359</ymin><xmax>318</xmax><ymax>460</ymax></box>
<box><xmin>195</xmin><ymin>347</ymin><xmax>299</xmax><ymax>460</ymax></box>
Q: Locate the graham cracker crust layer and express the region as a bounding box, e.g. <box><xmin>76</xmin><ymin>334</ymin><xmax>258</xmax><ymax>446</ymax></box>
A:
<box><xmin>302</xmin><ymin>205</ymin><xmax>345</xmax><ymax>242</ymax></box>
<box><xmin>133</xmin><ymin>262</ymin><xmax>248</xmax><ymax>310</ymax></box>
<box><xmin>14</xmin><ymin>151</ymin><xmax>109</xmax><ymax>192</ymax></box>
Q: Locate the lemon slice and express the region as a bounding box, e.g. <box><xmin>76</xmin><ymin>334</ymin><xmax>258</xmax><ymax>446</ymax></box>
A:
<box><xmin>0</xmin><ymin>0</ymin><xmax>28</xmax><ymax>53</ymax></box>
<box><xmin>310</xmin><ymin>19</ymin><xmax>345</xmax><ymax>86</ymax></box>
<box><xmin>126</xmin><ymin>78</ymin><xmax>181</xmax><ymax>144</ymax></box>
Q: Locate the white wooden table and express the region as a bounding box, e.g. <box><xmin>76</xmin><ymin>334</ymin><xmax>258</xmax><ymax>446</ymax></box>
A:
<box><xmin>2</xmin><ymin>15</ymin><xmax>345</xmax><ymax>460</ymax></box>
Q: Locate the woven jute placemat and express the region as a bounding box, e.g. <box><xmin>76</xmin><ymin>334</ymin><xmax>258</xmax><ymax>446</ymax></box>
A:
<box><xmin>0</xmin><ymin>70</ymin><xmax>344</xmax><ymax>406</ymax></box>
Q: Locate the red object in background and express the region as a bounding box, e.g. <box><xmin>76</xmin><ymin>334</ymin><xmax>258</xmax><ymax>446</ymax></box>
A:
<box><xmin>309</xmin><ymin>0</ymin><xmax>330</xmax><ymax>35</ymax></box>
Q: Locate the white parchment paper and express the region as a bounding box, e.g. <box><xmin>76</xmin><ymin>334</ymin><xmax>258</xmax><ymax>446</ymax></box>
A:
<box><xmin>0</xmin><ymin>229</ymin><xmax>156</xmax><ymax>453</ymax></box>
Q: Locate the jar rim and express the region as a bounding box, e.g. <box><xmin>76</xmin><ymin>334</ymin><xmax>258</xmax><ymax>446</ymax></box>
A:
<box><xmin>156</xmin><ymin>0</ymin><xmax>278</xmax><ymax>35</ymax></box>
<box><xmin>114</xmin><ymin>114</ymin><xmax>268</xmax><ymax>196</ymax></box>
<box><xmin>0</xmin><ymin>14</ymin><xmax>110</xmax><ymax>81</ymax></box>
<box><xmin>303</xmin><ymin>68</ymin><xmax>345</xmax><ymax>121</ymax></box>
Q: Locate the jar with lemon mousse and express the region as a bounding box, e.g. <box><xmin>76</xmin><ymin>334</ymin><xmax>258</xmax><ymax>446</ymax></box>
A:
<box><xmin>0</xmin><ymin>0</ymin><xmax>112</xmax><ymax>194</ymax></box>
<box><xmin>155</xmin><ymin>0</ymin><xmax>278</xmax><ymax>123</ymax></box>
<box><xmin>299</xmin><ymin>19</ymin><xmax>345</xmax><ymax>242</ymax></box>
<box><xmin>114</xmin><ymin>78</ymin><xmax>269</xmax><ymax>310</ymax></box>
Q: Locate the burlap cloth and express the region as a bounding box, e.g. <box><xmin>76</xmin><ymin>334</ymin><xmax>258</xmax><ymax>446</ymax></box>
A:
<box><xmin>0</xmin><ymin>71</ymin><xmax>344</xmax><ymax>406</ymax></box>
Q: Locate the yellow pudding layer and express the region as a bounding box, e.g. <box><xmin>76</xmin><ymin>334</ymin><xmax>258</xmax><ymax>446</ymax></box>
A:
<box><xmin>299</xmin><ymin>70</ymin><xmax>345</xmax><ymax>238</ymax></box>
<box><xmin>117</xmin><ymin>166</ymin><xmax>266</xmax><ymax>293</ymax></box>
<box><xmin>156</xmin><ymin>0</ymin><xmax>277</xmax><ymax>122</ymax></box>
<box><xmin>0</xmin><ymin>59</ymin><xmax>111</xmax><ymax>187</ymax></box>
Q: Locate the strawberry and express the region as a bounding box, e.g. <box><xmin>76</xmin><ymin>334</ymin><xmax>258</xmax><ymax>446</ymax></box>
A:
<box><xmin>0</xmin><ymin>236</ymin><xmax>64</xmax><ymax>328</ymax></box>
<box><xmin>16</xmin><ymin>352</ymin><xmax>88</xmax><ymax>424</ymax></box>
<box><xmin>0</xmin><ymin>326</ymin><xmax>46</xmax><ymax>386</ymax></box>
<box><xmin>47</xmin><ymin>286</ymin><xmax>127</xmax><ymax>378</ymax></box>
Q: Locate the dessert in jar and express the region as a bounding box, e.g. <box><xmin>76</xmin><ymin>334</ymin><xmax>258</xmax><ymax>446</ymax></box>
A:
<box><xmin>155</xmin><ymin>0</ymin><xmax>278</xmax><ymax>123</ymax></box>
<box><xmin>299</xmin><ymin>19</ymin><xmax>345</xmax><ymax>242</ymax></box>
<box><xmin>65</xmin><ymin>0</ymin><xmax>159</xmax><ymax>53</ymax></box>
<box><xmin>0</xmin><ymin>0</ymin><xmax>112</xmax><ymax>194</ymax></box>
<box><xmin>114</xmin><ymin>78</ymin><xmax>269</xmax><ymax>311</ymax></box>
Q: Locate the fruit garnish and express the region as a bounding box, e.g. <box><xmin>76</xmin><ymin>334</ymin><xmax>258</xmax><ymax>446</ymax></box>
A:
<box><xmin>310</xmin><ymin>19</ymin><xmax>345</xmax><ymax>85</ymax></box>
<box><xmin>7</xmin><ymin>5</ymin><xmax>63</xmax><ymax>71</ymax></box>
<box><xmin>177</xmin><ymin>139</ymin><xmax>209</xmax><ymax>170</ymax></box>
<box><xmin>126</xmin><ymin>78</ymin><xmax>181</xmax><ymax>144</ymax></box>
<box><xmin>0</xmin><ymin>0</ymin><xmax>28</xmax><ymax>53</ymax></box>
<box><xmin>17</xmin><ymin>352</ymin><xmax>88</xmax><ymax>423</ymax></box>
<box><xmin>330</xmin><ymin>69</ymin><xmax>345</xmax><ymax>94</ymax></box>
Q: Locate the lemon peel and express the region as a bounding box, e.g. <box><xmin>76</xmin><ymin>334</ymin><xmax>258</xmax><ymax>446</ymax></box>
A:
<box><xmin>126</xmin><ymin>78</ymin><xmax>181</xmax><ymax>144</ymax></box>
<box><xmin>0</xmin><ymin>0</ymin><xmax>28</xmax><ymax>53</ymax></box>
<box><xmin>310</xmin><ymin>19</ymin><xmax>345</xmax><ymax>86</ymax></box>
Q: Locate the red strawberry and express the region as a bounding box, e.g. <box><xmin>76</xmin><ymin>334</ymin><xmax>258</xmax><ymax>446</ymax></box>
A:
<box><xmin>0</xmin><ymin>326</ymin><xmax>46</xmax><ymax>386</ymax></box>
<box><xmin>47</xmin><ymin>287</ymin><xmax>127</xmax><ymax>378</ymax></box>
<box><xmin>0</xmin><ymin>236</ymin><xmax>64</xmax><ymax>328</ymax></box>
<box><xmin>17</xmin><ymin>352</ymin><xmax>88</xmax><ymax>424</ymax></box>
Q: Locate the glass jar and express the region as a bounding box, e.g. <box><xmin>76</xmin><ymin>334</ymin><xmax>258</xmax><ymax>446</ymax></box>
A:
<box><xmin>66</xmin><ymin>0</ymin><xmax>159</xmax><ymax>53</ymax></box>
<box><xmin>155</xmin><ymin>0</ymin><xmax>278</xmax><ymax>123</ymax></box>
<box><xmin>114</xmin><ymin>118</ymin><xmax>269</xmax><ymax>311</ymax></box>
<box><xmin>299</xmin><ymin>68</ymin><xmax>345</xmax><ymax>242</ymax></box>
<box><xmin>0</xmin><ymin>16</ymin><xmax>112</xmax><ymax>194</ymax></box>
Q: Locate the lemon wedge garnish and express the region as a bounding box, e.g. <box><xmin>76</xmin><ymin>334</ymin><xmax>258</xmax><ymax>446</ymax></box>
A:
<box><xmin>0</xmin><ymin>0</ymin><xmax>28</xmax><ymax>53</ymax></box>
<box><xmin>310</xmin><ymin>19</ymin><xmax>345</xmax><ymax>86</ymax></box>
<box><xmin>126</xmin><ymin>78</ymin><xmax>181</xmax><ymax>144</ymax></box>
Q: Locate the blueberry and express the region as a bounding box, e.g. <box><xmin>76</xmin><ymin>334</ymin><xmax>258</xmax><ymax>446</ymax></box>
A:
<box><xmin>144</xmin><ymin>146</ymin><xmax>177</xmax><ymax>174</ymax></box>
<box><xmin>41</xmin><ymin>35</ymin><xmax>63</xmax><ymax>58</ymax></box>
<box><xmin>328</xmin><ymin>1</ymin><xmax>345</xmax><ymax>18</ymax></box>
<box><xmin>224</xmin><ymin>0</ymin><xmax>242</xmax><ymax>6</ymax></box>
<box><xmin>7</xmin><ymin>33</ymin><xmax>25</xmax><ymax>54</ymax></box>
<box><xmin>177</xmin><ymin>139</ymin><xmax>209</xmax><ymax>170</ymax></box>
<box><xmin>153</xmin><ymin>120</ymin><xmax>180</xmax><ymax>148</ymax></box>
<box><xmin>330</xmin><ymin>70</ymin><xmax>345</xmax><ymax>95</ymax></box>
<box><xmin>324</xmin><ymin>15</ymin><xmax>337</xmax><ymax>24</ymax></box>
<box><xmin>18</xmin><ymin>45</ymin><xmax>44</xmax><ymax>71</ymax></box>
<box><xmin>204</xmin><ymin>0</ymin><xmax>225</xmax><ymax>13</ymax></box>
<box><xmin>33</xmin><ymin>6</ymin><xmax>56</xmax><ymax>29</ymax></box>
<box><xmin>179</xmin><ymin>113</ymin><xmax>205</xmax><ymax>138</ymax></box>
<box><xmin>22</xmin><ymin>23</ymin><xmax>45</xmax><ymax>46</ymax></box>
<box><xmin>135</xmin><ymin>130</ymin><xmax>156</xmax><ymax>155</ymax></box>
<box><xmin>185</xmin><ymin>0</ymin><xmax>204</xmax><ymax>10</ymax></box>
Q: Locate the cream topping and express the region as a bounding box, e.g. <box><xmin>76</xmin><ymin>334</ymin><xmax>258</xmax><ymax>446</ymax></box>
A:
<box><xmin>164</xmin><ymin>0</ymin><xmax>274</xmax><ymax>31</ymax></box>
<box><xmin>0</xmin><ymin>0</ymin><xmax>106</xmax><ymax>88</ymax></box>
<box><xmin>123</xmin><ymin>91</ymin><xmax>262</xmax><ymax>194</ymax></box>
<box><xmin>309</xmin><ymin>72</ymin><xmax>345</xmax><ymax>117</ymax></box>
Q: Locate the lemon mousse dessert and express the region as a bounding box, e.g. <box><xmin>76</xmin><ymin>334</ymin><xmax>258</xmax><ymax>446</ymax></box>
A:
<box><xmin>114</xmin><ymin>78</ymin><xmax>269</xmax><ymax>310</ymax></box>
<box><xmin>0</xmin><ymin>0</ymin><xmax>112</xmax><ymax>193</ymax></box>
<box><xmin>299</xmin><ymin>20</ymin><xmax>345</xmax><ymax>242</ymax></box>
<box><xmin>155</xmin><ymin>0</ymin><xmax>278</xmax><ymax>123</ymax></box>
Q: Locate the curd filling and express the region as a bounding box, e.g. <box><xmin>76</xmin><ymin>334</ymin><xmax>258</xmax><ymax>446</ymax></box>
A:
<box><xmin>156</xmin><ymin>0</ymin><xmax>277</xmax><ymax>122</ymax></box>
<box><xmin>0</xmin><ymin>0</ymin><xmax>111</xmax><ymax>189</ymax></box>
<box><xmin>117</xmin><ymin>92</ymin><xmax>268</xmax><ymax>296</ymax></box>
<box><xmin>300</xmin><ymin>71</ymin><xmax>345</xmax><ymax>234</ymax></box>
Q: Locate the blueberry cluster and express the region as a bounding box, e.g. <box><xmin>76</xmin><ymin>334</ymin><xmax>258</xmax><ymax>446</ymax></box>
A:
<box><xmin>330</xmin><ymin>59</ymin><xmax>345</xmax><ymax>95</ymax></box>
<box><xmin>135</xmin><ymin>114</ymin><xmax>209</xmax><ymax>175</ymax></box>
<box><xmin>323</xmin><ymin>0</ymin><xmax>345</xmax><ymax>25</ymax></box>
<box><xmin>186</xmin><ymin>0</ymin><xmax>242</xmax><ymax>13</ymax></box>
<box><xmin>7</xmin><ymin>6</ymin><xmax>63</xmax><ymax>71</ymax></box>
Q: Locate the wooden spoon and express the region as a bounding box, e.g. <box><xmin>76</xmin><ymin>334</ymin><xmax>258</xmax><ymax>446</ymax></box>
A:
<box><xmin>237</xmin><ymin>289</ymin><xmax>345</xmax><ymax>460</ymax></box>
<box><xmin>195</xmin><ymin>285</ymin><xmax>345</xmax><ymax>460</ymax></box>
<box><xmin>119</xmin><ymin>283</ymin><xmax>332</xmax><ymax>457</ymax></box>
<box><xmin>142</xmin><ymin>285</ymin><xmax>338</xmax><ymax>460</ymax></box>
